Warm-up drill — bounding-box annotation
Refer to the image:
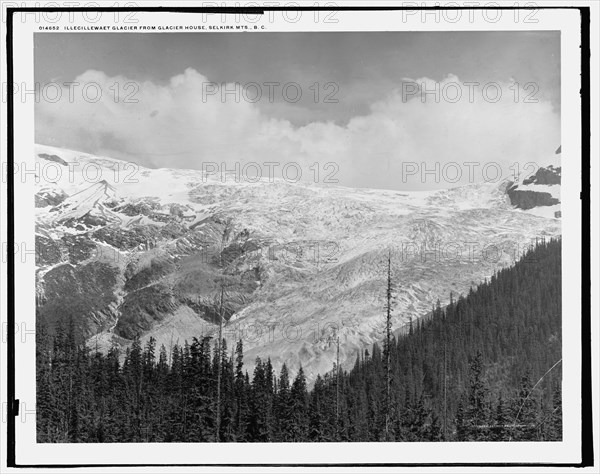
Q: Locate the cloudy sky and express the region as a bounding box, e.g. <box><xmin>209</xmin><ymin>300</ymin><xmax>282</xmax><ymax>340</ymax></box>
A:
<box><xmin>35</xmin><ymin>31</ymin><xmax>560</xmax><ymax>191</ymax></box>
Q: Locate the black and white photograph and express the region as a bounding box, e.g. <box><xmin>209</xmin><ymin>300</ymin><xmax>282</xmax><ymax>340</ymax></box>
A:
<box><xmin>1</xmin><ymin>3</ymin><xmax>597</xmax><ymax>471</ymax></box>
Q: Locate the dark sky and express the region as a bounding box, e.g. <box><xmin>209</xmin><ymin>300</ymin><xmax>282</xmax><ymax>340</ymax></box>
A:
<box><xmin>35</xmin><ymin>31</ymin><xmax>560</xmax><ymax>125</ymax></box>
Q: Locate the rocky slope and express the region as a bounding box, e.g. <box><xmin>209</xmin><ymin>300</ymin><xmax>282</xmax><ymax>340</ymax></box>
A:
<box><xmin>506</xmin><ymin>147</ymin><xmax>561</xmax><ymax>218</ymax></box>
<box><xmin>35</xmin><ymin>144</ymin><xmax>562</xmax><ymax>380</ymax></box>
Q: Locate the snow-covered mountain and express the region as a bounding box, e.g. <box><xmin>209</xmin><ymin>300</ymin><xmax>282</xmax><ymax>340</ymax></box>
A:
<box><xmin>34</xmin><ymin>144</ymin><xmax>561</xmax><ymax>380</ymax></box>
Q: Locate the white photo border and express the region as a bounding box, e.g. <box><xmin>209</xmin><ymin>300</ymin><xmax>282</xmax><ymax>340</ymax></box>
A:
<box><xmin>3</xmin><ymin>3</ymin><xmax>592</xmax><ymax>469</ymax></box>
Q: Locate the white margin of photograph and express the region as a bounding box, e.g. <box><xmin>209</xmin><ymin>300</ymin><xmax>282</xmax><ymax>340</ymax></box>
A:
<box><xmin>1</xmin><ymin>1</ymin><xmax>594</xmax><ymax>470</ymax></box>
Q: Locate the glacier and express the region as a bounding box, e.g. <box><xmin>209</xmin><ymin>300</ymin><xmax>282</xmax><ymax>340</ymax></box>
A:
<box><xmin>34</xmin><ymin>144</ymin><xmax>562</xmax><ymax>381</ymax></box>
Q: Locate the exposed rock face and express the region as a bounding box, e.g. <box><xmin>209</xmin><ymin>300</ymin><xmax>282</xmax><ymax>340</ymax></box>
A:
<box><xmin>35</xmin><ymin>188</ymin><xmax>68</xmax><ymax>208</ymax></box>
<box><xmin>522</xmin><ymin>165</ymin><xmax>561</xmax><ymax>186</ymax></box>
<box><xmin>38</xmin><ymin>153</ymin><xmax>69</xmax><ymax>166</ymax></box>
<box><xmin>507</xmin><ymin>188</ymin><xmax>560</xmax><ymax>210</ymax></box>
<box><xmin>37</xmin><ymin>261</ymin><xmax>123</xmax><ymax>337</ymax></box>
<box><xmin>34</xmin><ymin>144</ymin><xmax>561</xmax><ymax>380</ymax></box>
<box><xmin>506</xmin><ymin>165</ymin><xmax>561</xmax><ymax>214</ymax></box>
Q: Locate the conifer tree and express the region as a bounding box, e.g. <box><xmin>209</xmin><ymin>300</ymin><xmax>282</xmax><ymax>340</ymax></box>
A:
<box><xmin>290</xmin><ymin>366</ymin><xmax>309</xmax><ymax>441</ymax></box>
<box><xmin>275</xmin><ymin>363</ymin><xmax>293</xmax><ymax>441</ymax></box>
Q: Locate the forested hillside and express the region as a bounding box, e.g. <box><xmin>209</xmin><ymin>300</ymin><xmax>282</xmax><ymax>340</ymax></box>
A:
<box><xmin>36</xmin><ymin>238</ymin><xmax>562</xmax><ymax>442</ymax></box>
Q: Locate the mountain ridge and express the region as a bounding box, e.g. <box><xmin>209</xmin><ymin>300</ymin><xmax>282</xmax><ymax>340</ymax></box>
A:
<box><xmin>34</xmin><ymin>144</ymin><xmax>562</xmax><ymax>380</ymax></box>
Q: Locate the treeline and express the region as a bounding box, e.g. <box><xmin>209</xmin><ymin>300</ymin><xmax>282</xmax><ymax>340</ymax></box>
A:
<box><xmin>36</xmin><ymin>238</ymin><xmax>562</xmax><ymax>442</ymax></box>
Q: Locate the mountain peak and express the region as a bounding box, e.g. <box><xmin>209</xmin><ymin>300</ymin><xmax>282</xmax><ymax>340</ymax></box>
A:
<box><xmin>49</xmin><ymin>179</ymin><xmax>119</xmax><ymax>225</ymax></box>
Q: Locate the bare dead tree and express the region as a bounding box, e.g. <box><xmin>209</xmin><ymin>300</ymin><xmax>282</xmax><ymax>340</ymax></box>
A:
<box><xmin>215</xmin><ymin>281</ymin><xmax>224</xmax><ymax>442</ymax></box>
<box><xmin>215</xmin><ymin>221</ymin><xmax>231</xmax><ymax>442</ymax></box>
<box><xmin>384</xmin><ymin>250</ymin><xmax>394</xmax><ymax>441</ymax></box>
<box><xmin>336</xmin><ymin>336</ymin><xmax>340</xmax><ymax>422</ymax></box>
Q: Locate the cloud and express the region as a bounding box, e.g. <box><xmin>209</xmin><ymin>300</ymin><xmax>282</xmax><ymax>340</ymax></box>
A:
<box><xmin>36</xmin><ymin>69</ymin><xmax>560</xmax><ymax>191</ymax></box>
